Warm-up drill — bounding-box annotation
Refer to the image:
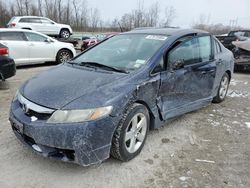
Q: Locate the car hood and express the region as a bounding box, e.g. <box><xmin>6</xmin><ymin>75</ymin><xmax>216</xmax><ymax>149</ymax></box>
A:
<box><xmin>20</xmin><ymin>64</ymin><xmax>130</xmax><ymax>109</ymax></box>
<box><xmin>57</xmin><ymin>23</ymin><xmax>71</xmax><ymax>29</ymax></box>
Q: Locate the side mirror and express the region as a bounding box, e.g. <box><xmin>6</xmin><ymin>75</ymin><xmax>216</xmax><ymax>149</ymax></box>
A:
<box><xmin>44</xmin><ymin>38</ymin><xmax>52</xmax><ymax>43</ymax></box>
<box><xmin>171</xmin><ymin>59</ymin><xmax>184</xmax><ymax>70</ymax></box>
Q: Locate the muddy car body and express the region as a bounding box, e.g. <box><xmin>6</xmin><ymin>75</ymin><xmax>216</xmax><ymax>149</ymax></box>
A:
<box><xmin>9</xmin><ymin>28</ymin><xmax>234</xmax><ymax>166</ymax></box>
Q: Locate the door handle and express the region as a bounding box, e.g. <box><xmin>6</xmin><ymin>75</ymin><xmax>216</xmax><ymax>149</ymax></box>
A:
<box><xmin>217</xmin><ymin>59</ymin><xmax>222</xmax><ymax>65</ymax></box>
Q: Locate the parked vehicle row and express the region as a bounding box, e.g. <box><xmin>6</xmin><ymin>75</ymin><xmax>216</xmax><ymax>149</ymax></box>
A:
<box><xmin>0</xmin><ymin>29</ymin><xmax>76</xmax><ymax>65</ymax></box>
<box><xmin>7</xmin><ymin>16</ymin><xmax>73</xmax><ymax>39</ymax></box>
<box><xmin>9</xmin><ymin>28</ymin><xmax>234</xmax><ymax>166</ymax></box>
<box><xmin>0</xmin><ymin>43</ymin><xmax>16</xmax><ymax>81</ymax></box>
<box><xmin>216</xmin><ymin>30</ymin><xmax>250</xmax><ymax>51</ymax></box>
<box><xmin>81</xmin><ymin>32</ymin><xmax>119</xmax><ymax>51</ymax></box>
<box><xmin>216</xmin><ymin>30</ymin><xmax>250</xmax><ymax>70</ymax></box>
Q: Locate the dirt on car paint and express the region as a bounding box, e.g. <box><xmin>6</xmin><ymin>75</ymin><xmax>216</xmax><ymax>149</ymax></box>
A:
<box><xmin>0</xmin><ymin>66</ymin><xmax>249</xmax><ymax>188</ymax></box>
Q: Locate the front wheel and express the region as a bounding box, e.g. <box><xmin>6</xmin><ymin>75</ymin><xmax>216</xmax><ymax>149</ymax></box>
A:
<box><xmin>111</xmin><ymin>103</ymin><xmax>150</xmax><ymax>162</ymax></box>
<box><xmin>60</xmin><ymin>29</ymin><xmax>70</xmax><ymax>39</ymax></box>
<box><xmin>56</xmin><ymin>49</ymin><xmax>73</xmax><ymax>64</ymax></box>
<box><xmin>212</xmin><ymin>72</ymin><xmax>230</xmax><ymax>103</ymax></box>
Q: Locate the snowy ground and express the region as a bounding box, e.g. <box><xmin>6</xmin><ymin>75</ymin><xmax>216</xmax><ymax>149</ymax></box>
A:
<box><xmin>0</xmin><ymin>65</ymin><xmax>249</xmax><ymax>188</ymax></box>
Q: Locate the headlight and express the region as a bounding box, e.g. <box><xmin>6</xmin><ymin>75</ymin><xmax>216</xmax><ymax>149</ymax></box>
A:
<box><xmin>47</xmin><ymin>106</ymin><xmax>113</xmax><ymax>124</ymax></box>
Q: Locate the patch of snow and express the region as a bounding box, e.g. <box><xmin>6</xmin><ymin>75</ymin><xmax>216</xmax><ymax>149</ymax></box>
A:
<box><xmin>211</xmin><ymin>121</ymin><xmax>220</xmax><ymax>127</ymax></box>
<box><xmin>209</xmin><ymin>114</ymin><xmax>214</xmax><ymax>117</ymax></box>
<box><xmin>244</xmin><ymin>82</ymin><xmax>248</xmax><ymax>85</ymax></box>
<box><xmin>232</xmin><ymin>121</ymin><xmax>240</xmax><ymax>124</ymax></box>
<box><xmin>227</xmin><ymin>90</ymin><xmax>248</xmax><ymax>98</ymax></box>
<box><xmin>245</xmin><ymin>122</ymin><xmax>250</xmax><ymax>129</ymax></box>
<box><xmin>179</xmin><ymin>176</ymin><xmax>190</xmax><ymax>181</ymax></box>
<box><xmin>195</xmin><ymin>159</ymin><xmax>215</xmax><ymax>164</ymax></box>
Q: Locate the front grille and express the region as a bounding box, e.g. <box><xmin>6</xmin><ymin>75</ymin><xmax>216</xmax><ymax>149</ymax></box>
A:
<box><xmin>17</xmin><ymin>92</ymin><xmax>55</xmax><ymax>120</ymax></box>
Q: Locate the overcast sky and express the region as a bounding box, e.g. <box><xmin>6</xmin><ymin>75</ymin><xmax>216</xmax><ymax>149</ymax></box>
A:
<box><xmin>87</xmin><ymin>0</ymin><xmax>250</xmax><ymax>28</ymax></box>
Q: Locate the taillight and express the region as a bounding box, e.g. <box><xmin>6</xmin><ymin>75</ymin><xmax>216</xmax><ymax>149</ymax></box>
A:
<box><xmin>9</xmin><ymin>23</ymin><xmax>16</xmax><ymax>27</ymax></box>
<box><xmin>0</xmin><ymin>48</ymin><xmax>9</xmax><ymax>56</ymax></box>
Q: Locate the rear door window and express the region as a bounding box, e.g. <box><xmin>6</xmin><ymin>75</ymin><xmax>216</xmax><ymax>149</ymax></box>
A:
<box><xmin>28</xmin><ymin>18</ymin><xmax>42</xmax><ymax>24</ymax></box>
<box><xmin>24</xmin><ymin>32</ymin><xmax>47</xmax><ymax>42</ymax></box>
<box><xmin>197</xmin><ymin>36</ymin><xmax>212</xmax><ymax>62</ymax></box>
<box><xmin>0</xmin><ymin>32</ymin><xmax>26</xmax><ymax>41</ymax></box>
<box><xmin>19</xmin><ymin>18</ymin><xmax>31</xmax><ymax>23</ymax></box>
<box><xmin>40</xmin><ymin>18</ymin><xmax>54</xmax><ymax>24</ymax></box>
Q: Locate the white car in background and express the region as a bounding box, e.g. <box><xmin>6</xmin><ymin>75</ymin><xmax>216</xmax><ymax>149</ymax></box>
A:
<box><xmin>0</xmin><ymin>29</ymin><xmax>76</xmax><ymax>65</ymax></box>
<box><xmin>7</xmin><ymin>16</ymin><xmax>73</xmax><ymax>39</ymax></box>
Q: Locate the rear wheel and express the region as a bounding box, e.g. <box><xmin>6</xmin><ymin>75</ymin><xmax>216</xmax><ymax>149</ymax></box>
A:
<box><xmin>60</xmin><ymin>29</ymin><xmax>70</xmax><ymax>39</ymax></box>
<box><xmin>56</xmin><ymin>49</ymin><xmax>72</xmax><ymax>64</ymax></box>
<box><xmin>213</xmin><ymin>72</ymin><xmax>230</xmax><ymax>103</ymax></box>
<box><xmin>111</xmin><ymin>103</ymin><xmax>149</xmax><ymax>162</ymax></box>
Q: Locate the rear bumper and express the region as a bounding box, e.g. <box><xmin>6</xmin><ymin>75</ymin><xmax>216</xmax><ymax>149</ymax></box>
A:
<box><xmin>0</xmin><ymin>57</ymin><xmax>16</xmax><ymax>80</ymax></box>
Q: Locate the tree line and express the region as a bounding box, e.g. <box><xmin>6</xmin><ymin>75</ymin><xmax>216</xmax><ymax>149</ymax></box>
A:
<box><xmin>0</xmin><ymin>0</ymin><xmax>243</xmax><ymax>34</ymax></box>
<box><xmin>0</xmin><ymin>0</ymin><xmax>176</xmax><ymax>32</ymax></box>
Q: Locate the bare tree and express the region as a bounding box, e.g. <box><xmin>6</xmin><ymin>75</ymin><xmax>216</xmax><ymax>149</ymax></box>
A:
<box><xmin>72</xmin><ymin>0</ymin><xmax>80</xmax><ymax>29</ymax></box>
<box><xmin>147</xmin><ymin>2</ymin><xmax>159</xmax><ymax>27</ymax></box>
<box><xmin>161</xmin><ymin>6</ymin><xmax>176</xmax><ymax>27</ymax></box>
<box><xmin>90</xmin><ymin>8</ymin><xmax>100</xmax><ymax>31</ymax></box>
<box><xmin>24</xmin><ymin>0</ymin><xmax>29</xmax><ymax>15</ymax></box>
<box><xmin>38</xmin><ymin>0</ymin><xmax>43</xmax><ymax>16</ymax></box>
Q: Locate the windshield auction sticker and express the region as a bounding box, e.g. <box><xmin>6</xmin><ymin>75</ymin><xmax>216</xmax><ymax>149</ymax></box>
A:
<box><xmin>146</xmin><ymin>35</ymin><xmax>167</xmax><ymax>41</ymax></box>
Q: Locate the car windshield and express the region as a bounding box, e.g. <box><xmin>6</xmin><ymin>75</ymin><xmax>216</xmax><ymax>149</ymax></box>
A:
<box><xmin>72</xmin><ymin>34</ymin><xmax>167</xmax><ymax>72</ymax></box>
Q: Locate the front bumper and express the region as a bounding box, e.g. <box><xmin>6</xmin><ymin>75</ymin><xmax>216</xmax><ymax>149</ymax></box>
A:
<box><xmin>9</xmin><ymin>99</ymin><xmax>119</xmax><ymax>166</ymax></box>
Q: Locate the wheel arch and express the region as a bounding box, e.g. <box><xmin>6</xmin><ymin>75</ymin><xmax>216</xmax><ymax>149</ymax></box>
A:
<box><xmin>57</xmin><ymin>48</ymin><xmax>73</xmax><ymax>57</ymax></box>
<box><xmin>225</xmin><ymin>70</ymin><xmax>231</xmax><ymax>81</ymax></box>
<box><xmin>60</xmin><ymin>28</ymin><xmax>70</xmax><ymax>33</ymax></box>
<box><xmin>21</xmin><ymin>27</ymin><xmax>32</xmax><ymax>30</ymax></box>
<box><xmin>134</xmin><ymin>100</ymin><xmax>160</xmax><ymax>130</ymax></box>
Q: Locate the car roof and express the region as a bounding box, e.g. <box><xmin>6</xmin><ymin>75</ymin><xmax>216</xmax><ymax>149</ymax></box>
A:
<box><xmin>0</xmin><ymin>28</ymin><xmax>53</xmax><ymax>40</ymax></box>
<box><xmin>126</xmin><ymin>27</ymin><xmax>208</xmax><ymax>36</ymax></box>
<box><xmin>0</xmin><ymin>28</ymin><xmax>38</xmax><ymax>32</ymax></box>
<box><xmin>13</xmin><ymin>16</ymin><xmax>44</xmax><ymax>19</ymax></box>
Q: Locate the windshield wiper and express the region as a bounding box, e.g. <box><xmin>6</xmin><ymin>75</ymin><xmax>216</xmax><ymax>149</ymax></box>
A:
<box><xmin>78</xmin><ymin>61</ymin><xmax>129</xmax><ymax>74</ymax></box>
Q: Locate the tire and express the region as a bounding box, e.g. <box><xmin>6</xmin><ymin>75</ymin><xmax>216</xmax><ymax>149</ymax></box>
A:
<box><xmin>212</xmin><ymin>72</ymin><xmax>230</xmax><ymax>103</ymax></box>
<box><xmin>60</xmin><ymin>29</ymin><xmax>70</xmax><ymax>39</ymax></box>
<box><xmin>111</xmin><ymin>103</ymin><xmax>150</xmax><ymax>162</ymax></box>
<box><xmin>56</xmin><ymin>49</ymin><xmax>73</xmax><ymax>64</ymax></box>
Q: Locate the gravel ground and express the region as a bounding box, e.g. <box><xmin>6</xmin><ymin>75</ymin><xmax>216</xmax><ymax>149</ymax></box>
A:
<box><xmin>0</xmin><ymin>65</ymin><xmax>249</xmax><ymax>188</ymax></box>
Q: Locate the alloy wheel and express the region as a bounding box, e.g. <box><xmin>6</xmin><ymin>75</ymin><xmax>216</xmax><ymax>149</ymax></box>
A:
<box><xmin>124</xmin><ymin>113</ymin><xmax>147</xmax><ymax>153</ymax></box>
<box><xmin>219</xmin><ymin>75</ymin><xmax>229</xmax><ymax>99</ymax></box>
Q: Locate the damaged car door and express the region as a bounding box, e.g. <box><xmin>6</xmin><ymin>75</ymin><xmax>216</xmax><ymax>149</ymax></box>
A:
<box><xmin>158</xmin><ymin>35</ymin><xmax>216</xmax><ymax>120</ymax></box>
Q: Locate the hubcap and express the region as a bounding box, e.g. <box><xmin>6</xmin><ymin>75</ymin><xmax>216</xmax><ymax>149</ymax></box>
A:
<box><xmin>59</xmin><ymin>51</ymin><xmax>71</xmax><ymax>63</ymax></box>
<box><xmin>124</xmin><ymin>113</ymin><xmax>147</xmax><ymax>153</ymax></box>
<box><xmin>62</xmin><ymin>31</ymin><xmax>70</xmax><ymax>38</ymax></box>
<box><xmin>219</xmin><ymin>75</ymin><xmax>229</xmax><ymax>99</ymax></box>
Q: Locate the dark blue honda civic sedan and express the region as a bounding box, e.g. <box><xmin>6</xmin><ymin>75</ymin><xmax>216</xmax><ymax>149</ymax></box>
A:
<box><xmin>9</xmin><ymin>28</ymin><xmax>234</xmax><ymax>166</ymax></box>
